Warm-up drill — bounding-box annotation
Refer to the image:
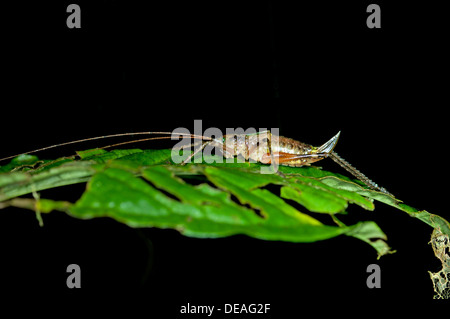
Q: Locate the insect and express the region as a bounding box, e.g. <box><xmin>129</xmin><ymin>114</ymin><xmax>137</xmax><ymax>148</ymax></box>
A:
<box><xmin>0</xmin><ymin>130</ymin><xmax>392</xmax><ymax>196</ymax></box>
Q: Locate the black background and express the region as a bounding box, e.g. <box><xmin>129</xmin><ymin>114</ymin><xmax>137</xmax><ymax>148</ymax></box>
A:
<box><xmin>1</xmin><ymin>0</ymin><xmax>449</xmax><ymax>314</ymax></box>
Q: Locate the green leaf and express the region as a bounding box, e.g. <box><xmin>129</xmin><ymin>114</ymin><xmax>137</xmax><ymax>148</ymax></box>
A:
<box><xmin>69</xmin><ymin>165</ymin><xmax>381</xmax><ymax>245</ymax></box>
<box><xmin>0</xmin><ymin>161</ymin><xmax>96</xmax><ymax>201</ymax></box>
<box><xmin>0</xmin><ymin>154</ymin><xmax>41</xmax><ymax>173</ymax></box>
<box><xmin>280</xmin><ymin>184</ymin><xmax>348</xmax><ymax>214</ymax></box>
<box><xmin>1</xmin><ymin>147</ymin><xmax>449</xmax><ymax>259</ymax></box>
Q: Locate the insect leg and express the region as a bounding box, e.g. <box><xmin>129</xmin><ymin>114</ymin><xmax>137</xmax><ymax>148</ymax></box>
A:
<box><xmin>261</xmin><ymin>152</ymin><xmax>326</xmax><ymax>165</ymax></box>
<box><xmin>264</xmin><ymin>131</ymin><xmax>287</xmax><ymax>176</ymax></box>
<box><xmin>181</xmin><ymin>141</ymin><xmax>211</xmax><ymax>165</ymax></box>
<box><xmin>266</xmin><ymin>130</ymin><xmax>279</xmax><ymax>167</ymax></box>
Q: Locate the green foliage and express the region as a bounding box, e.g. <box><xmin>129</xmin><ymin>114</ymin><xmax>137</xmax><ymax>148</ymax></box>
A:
<box><xmin>1</xmin><ymin>148</ymin><xmax>449</xmax><ymax>259</ymax></box>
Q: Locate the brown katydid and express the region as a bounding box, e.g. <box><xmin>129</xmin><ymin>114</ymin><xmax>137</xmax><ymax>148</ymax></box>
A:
<box><xmin>0</xmin><ymin>130</ymin><xmax>392</xmax><ymax>195</ymax></box>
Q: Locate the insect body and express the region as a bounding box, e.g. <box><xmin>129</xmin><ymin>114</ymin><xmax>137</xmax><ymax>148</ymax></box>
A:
<box><xmin>183</xmin><ymin>131</ymin><xmax>340</xmax><ymax>167</ymax></box>
<box><xmin>0</xmin><ymin>130</ymin><xmax>392</xmax><ymax>196</ymax></box>
<box><xmin>177</xmin><ymin>130</ymin><xmax>392</xmax><ymax>196</ymax></box>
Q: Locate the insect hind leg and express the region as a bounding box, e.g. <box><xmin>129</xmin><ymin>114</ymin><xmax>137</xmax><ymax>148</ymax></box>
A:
<box><xmin>263</xmin><ymin>131</ymin><xmax>286</xmax><ymax>177</ymax></box>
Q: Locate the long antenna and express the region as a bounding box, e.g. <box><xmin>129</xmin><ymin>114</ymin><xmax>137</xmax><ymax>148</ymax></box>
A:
<box><xmin>0</xmin><ymin>132</ymin><xmax>211</xmax><ymax>163</ymax></box>
<box><xmin>329</xmin><ymin>151</ymin><xmax>392</xmax><ymax>196</ymax></box>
